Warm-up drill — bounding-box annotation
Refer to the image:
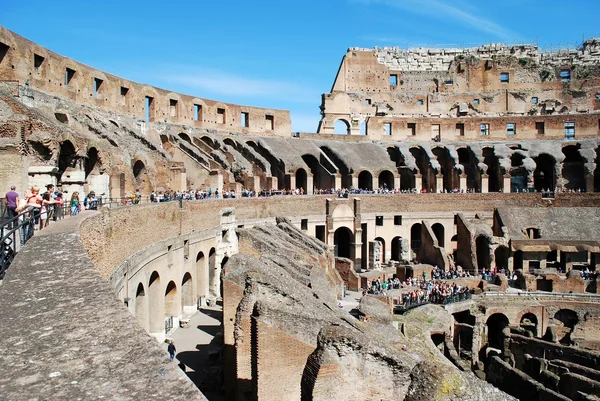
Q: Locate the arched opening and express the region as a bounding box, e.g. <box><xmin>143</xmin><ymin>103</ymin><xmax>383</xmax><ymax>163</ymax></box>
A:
<box><xmin>133</xmin><ymin>159</ymin><xmax>151</xmax><ymax>194</ymax></box>
<box><xmin>533</xmin><ymin>154</ymin><xmax>556</xmax><ymax>191</ymax></box>
<box><xmin>391</xmin><ymin>236</ymin><xmax>406</xmax><ymax>262</ymax></box>
<box><xmin>358</xmin><ymin>170</ymin><xmax>373</xmax><ymax>191</ymax></box>
<box><xmin>85</xmin><ymin>147</ymin><xmax>99</xmax><ymax>178</ymax></box>
<box><xmin>321</xmin><ymin>146</ymin><xmax>352</xmax><ymax>189</ymax></box>
<box><xmin>387</xmin><ymin>146</ymin><xmax>415</xmax><ymax>190</ymax></box>
<box><xmin>334</xmin><ymin>227</ymin><xmax>353</xmax><ymax>258</ymax></box>
<box><xmin>554</xmin><ymin>309</ymin><xmax>579</xmax><ymax>345</ymax></box>
<box><xmin>495</xmin><ymin>246</ymin><xmax>510</xmax><ymax>271</ymax></box>
<box><xmin>411</xmin><ymin>223</ymin><xmax>422</xmax><ymax>257</ymax></box>
<box><xmin>178</xmin><ymin>132</ymin><xmax>192</xmax><ymax>143</ymax></box>
<box><xmin>513</xmin><ymin>250</ymin><xmax>524</xmax><ymax>271</ymax></box>
<box><xmin>562</xmin><ymin>145</ymin><xmax>585</xmax><ymax>191</ymax></box>
<box><xmin>432</xmin><ymin>147</ymin><xmax>457</xmax><ymax>192</ymax></box>
<box><xmin>57</xmin><ymin>140</ymin><xmax>78</xmax><ymax>186</ymax></box>
<box><xmin>201</xmin><ymin>136</ymin><xmax>216</xmax><ymax>149</ymax></box>
<box><xmin>220</xmin><ymin>256</ymin><xmax>229</xmax><ymax>298</ymax></box>
<box><xmin>520</xmin><ymin>313</ymin><xmax>538</xmax><ymax>337</ymax></box>
<box><xmin>302</xmin><ymin>154</ymin><xmax>334</xmax><ymax>190</ymax></box>
<box><xmin>334</xmin><ymin>119</ymin><xmax>351</xmax><ymax>135</ymax></box>
<box><xmin>181</xmin><ymin>272</ymin><xmax>193</xmax><ymax>311</ymax></box>
<box><xmin>476</xmin><ymin>236</ymin><xmax>490</xmax><ymax>271</ymax></box>
<box><xmin>410</xmin><ymin>147</ymin><xmax>434</xmax><ymax>192</ymax></box>
<box><xmin>483</xmin><ymin>147</ymin><xmax>502</xmax><ymax>192</ymax></box>
<box><xmin>431</xmin><ymin>333</ymin><xmax>445</xmax><ymax>352</ymax></box>
<box><xmin>165</xmin><ymin>281</ymin><xmax>178</xmax><ymax>323</ymax></box>
<box><xmin>359</xmin><ymin>120</ymin><xmax>367</xmax><ymax>136</ymax></box>
<box><xmin>457</xmin><ymin>147</ymin><xmax>480</xmax><ymax>192</ymax></box>
<box><xmin>486</xmin><ymin>313</ymin><xmax>510</xmax><ymax>350</ymax></box>
<box><xmin>510</xmin><ymin>152</ymin><xmax>528</xmax><ymax>192</ymax></box>
<box><xmin>208</xmin><ymin>248</ymin><xmax>217</xmax><ymax>298</ymax></box>
<box><xmin>134</xmin><ymin>282</ymin><xmax>148</xmax><ymax>332</ymax></box>
<box><xmin>295</xmin><ymin>168</ymin><xmax>307</xmax><ymax>193</ymax></box>
<box><xmin>247</xmin><ymin>141</ymin><xmax>285</xmax><ymax>190</ymax></box>
<box><xmin>431</xmin><ymin>223</ymin><xmax>444</xmax><ymax>247</ymax></box>
<box><xmin>196</xmin><ymin>251</ymin><xmax>207</xmax><ymax>300</ymax></box>
<box><xmin>374</xmin><ymin>236</ymin><xmax>386</xmax><ymax>264</ymax></box>
<box><xmin>378</xmin><ymin>170</ymin><xmax>394</xmax><ymax>190</ymax></box>
<box><xmin>148</xmin><ymin>271</ymin><xmax>163</xmax><ymax>334</ymax></box>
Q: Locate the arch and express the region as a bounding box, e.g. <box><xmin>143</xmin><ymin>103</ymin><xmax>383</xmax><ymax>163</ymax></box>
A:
<box><xmin>358</xmin><ymin>170</ymin><xmax>373</xmax><ymax>191</ymax></box>
<box><xmin>457</xmin><ymin>147</ymin><xmax>480</xmax><ymax>192</ymax></box>
<box><xmin>520</xmin><ymin>313</ymin><xmax>538</xmax><ymax>337</ymax></box>
<box><xmin>533</xmin><ymin>154</ymin><xmax>556</xmax><ymax>191</ymax></box>
<box><xmin>483</xmin><ymin>147</ymin><xmax>502</xmax><ymax>192</ymax></box>
<box><xmin>148</xmin><ymin>271</ymin><xmax>163</xmax><ymax>334</ymax></box>
<box><xmin>178</xmin><ymin>132</ymin><xmax>192</xmax><ymax>143</ymax></box>
<box><xmin>374</xmin><ymin>236</ymin><xmax>386</xmax><ymax>264</ymax></box>
<box><xmin>562</xmin><ymin>145</ymin><xmax>585</xmax><ymax>191</ymax></box>
<box><xmin>495</xmin><ymin>246</ymin><xmax>510</xmax><ymax>270</ymax></box>
<box><xmin>302</xmin><ymin>154</ymin><xmax>334</xmax><ymax>190</ymax></box>
<box><xmin>181</xmin><ymin>272</ymin><xmax>194</xmax><ymax>310</ymax></box>
<box><xmin>321</xmin><ymin>146</ymin><xmax>352</xmax><ymax>189</ymax></box>
<box><xmin>432</xmin><ymin>147</ymin><xmax>457</xmax><ymax>192</ymax></box>
<box><xmin>359</xmin><ymin>120</ymin><xmax>367</xmax><ymax>136</ymax></box>
<box><xmin>201</xmin><ymin>136</ymin><xmax>216</xmax><ymax>149</ymax></box>
<box><xmin>133</xmin><ymin>159</ymin><xmax>151</xmax><ymax>195</ymax></box>
<box><xmin>391</xmin><ymin>236</ymin><xmax>406</xmax><ymax>262</ymax></box>
<box><xmin>196</xmin><ymin>251</ymin><xmax>207</xmax><ymax>300</ymax></box>
<box><xmin>334</xmin><ymin>227</ymin><xmax>353</xmax><ymax>258</ymax></box>
<box><xmin>378</xmin><ymin>170</ymin><xmax>394</xmax><ymax>190</ymax></box>
<box><xmin>486</xmin><ymin>313</ymin><xmax>510</xmax><ymax>350</ymax></box>
<box><xmin>510</xmin><ymin>152</ymin><xmax>528</xmax><ymax>192</ymax></box>
<box><xmin>411</xmin><ymin>223</ymin><xmax>422</xmax><ymax>257</ymax></box>
<box><xmin>513</xmin><ymin>250</ymin><xmax>524</xmax><ymax>271</ymax></box>
<box><xmin>164</xmin><ymin>280</ymin><xmax>179</xmax><ymax>322</ymax></box>
<box><xmin>410</xmin><ymin>146</ymin><xmax>434</xmax><ymax>192</ymax></box>
<box><xmin>85</xmin><ymin>147</ymin><xmax>99</xmax><ymax>178</ymax></box>
<box><xmin>431</xmin><ymin>223</ymin><xmax>444</xmax><ymax>247</ymax></box>
<box><xmin>295</xmin><ymin>168</ymin><xmax>308</xmax><ymax>193</ymax></box>
<box><xmin>57</xmin><ymin>140</ymin><xmax>77</xmax><ymax>185</ymax></box>
<box><xmin>476</xmin><ymin>236</ymin><xmax>490</xmax><ymax>270</ymax></box>
<box><xmin>334</xmin><ymin>119</ymin><xmax>351</xmax><ymax>135</ymax></box>
<box><xmin>208</xmin><ymin>248</ymin><xmax>217</xmax><ymax>298</ymax></box>
<box><xmin>554</xmin><ymin>309</ymin><xmax>579</xmax><ymax>345</ymax></box>
<box><xmin>134</xmin><ymin>282</ymin><xmax>148</xmax><ymax>332</ymax></box>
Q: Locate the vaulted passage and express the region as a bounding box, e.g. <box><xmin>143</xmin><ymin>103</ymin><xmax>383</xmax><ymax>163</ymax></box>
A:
<box><xmin>457</xmin><ymin>147</ymin><xmax>480</xmax><ymax>192</ymax></box>
<box><xmin>295</xmin><ymin>168</ymin><xmax>307</xmax><ymax>193</ymax></box>
<box><xmin>378</xmin><ymin>170</ymin><xmax>394</xmax><ymax>190</ymax></box>
<box><xmin>510</xmin><ymin>152</ymin><xmax>528</xmax><ymax>192</ymax></box>
<box><xmin>302</xmin><ymin>154</ymin><xmax>334</xmax><ymax>190</ymax></box>
<box><xmin>321</xmin><ymin>146</ymin><xmax>352</xmax><ymax>188</ymax></box>
<box><xmin>486</xmin><ymin>313</ymin><xmax>509</xmax><ymax>350</ymax></box>
<box><xmin>533</xmin><ymin>153</ymin><xmax>556</xmax><ymax>191</ymax></box>
<box><xmin>358</xmin><ymin>170</ymin><xmax>373</xmax><ymax>191</ymax></box>
<box><xmin>562</xmin><ymin>145</ymin><xmax>585</xmax><ymax>191</ymax></box>
<box><xmin>476</xmin><ymin>236</ymin><xmax>490</xmax><ymax>270</ymax></box>
<box><xmin>483</xmin><ymin>147</ymin><xmax>502</xmax><ymax>192</ymax></box>
<box><xmin>334</xmin><ymin>227</ymin><xmax>353</xmax><ymax>258</ymax></box>
<box><xmin>432</xmin><ymin>147</ymin><xmax>457</xmax><ymax>191</ymax></box>
<box><xmin>411</xmin><ymin>223</ymin><xmax>422</xmax><ymax>256</ymax></box>
<box><xmin>387</xmin><ymin>147</ymin><xmax>414</xmax><ymax>190</ymax></box>
<box><xmin>410</xmin><ymin>147</ymin><xmax>434</xmax><ymax>192</ymax></box>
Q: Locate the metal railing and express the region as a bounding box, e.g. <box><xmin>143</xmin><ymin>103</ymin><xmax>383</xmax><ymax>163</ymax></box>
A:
<box><xmin>0</xmin><ymin>208</ymin><xmax>37</xmax><ymax>279</ymax></box>
<box><xmin>164</xmin><ymin>316</ymin><xmax>173</xmax><ymax>333</ymax></box>
<box><xmin>481</xmin><ymin>291</ymin><xmax>600</xmax><ymax>301</ymax></box>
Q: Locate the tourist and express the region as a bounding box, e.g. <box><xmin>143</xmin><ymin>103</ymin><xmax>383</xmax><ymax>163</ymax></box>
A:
<box><xmin>168</xmin><ymin>340</ymin><xmax>176</xmax><ymax>360</ymax></box>
<box><xmin>4</xmin><ymin>185</ymin><xmax>19</xmax><ymax>228</ymax></box>
<box><xmin>71</xmin><ymin>192</ymin><xmax>81</xmax><ymax>216</ymax></box>
<box><xmin>84</xmin><ymin>191</ymin><xmax>99</xmax><ymax>210</ymax></box>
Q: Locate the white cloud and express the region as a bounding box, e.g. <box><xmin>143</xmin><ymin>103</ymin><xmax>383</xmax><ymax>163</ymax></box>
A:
<box><xmin>351</xmin><ymin>0</ymin><xmax>518</xmax><ymax>41</ymax></box>
<box><xmin>162</xmin><ymin>69</ymin><xmax>317</xmax><ymax>104</ymax></box>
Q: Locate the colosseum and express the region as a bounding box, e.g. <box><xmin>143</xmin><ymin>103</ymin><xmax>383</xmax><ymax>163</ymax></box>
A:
<box><xmin>1</xmin><ymin>25</ymin><xmax>600</xmax><ymax>401</ymax></box>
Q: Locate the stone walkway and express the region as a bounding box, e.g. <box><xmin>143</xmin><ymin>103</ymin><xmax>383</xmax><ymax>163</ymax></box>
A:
<box><xmin>163</xmin><ymin>305</ymin><xmax>225</xmax><ymax>401</ymax></box>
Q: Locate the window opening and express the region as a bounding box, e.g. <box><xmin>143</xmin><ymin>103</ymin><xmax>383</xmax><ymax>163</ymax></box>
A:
<box><xmin>531</xmin><ymin>97</ymin><xmax>538</xmax><ymax>104</ymax></box>
<box><xmin>217</xmin><ymin>108</ymin><xmax>226</xmax><ymax>124</ymax></box>
<box><xmin>34</xmin><ymin>54</ymin><xmax>44</xmax><ymax>71</ymax></box>
<box><xmin>506</xmin><ymin>123</ymin><xmax>516</xmax><ymax>136</ymax></box>
<box><xmin>456</xmin><ymin>123</ymin><xmax>465</xmax><ymax>136</ymax></box>
<box><xmin>408</xmin><ymin>122</ymin><xmax>416</xmax><ymax>136</ymax></box>
<box><xmin>65</xmin><ymin>68</ymin><xmax>76</xmax><ymax>89</ymax></box>
<box><xmin>474</xmin><ymin>98</ymin><xmax>480</xmax><ymax>105</ymax></box>
<box><xmin>376</xmin><ymin>216</ymin><xmax>384</xmax><ymax>226</ymax></box>
<box><xmin>536</xmin><ymin>122</ymin><xmax>545</xmax><ymax>135</ymax></box>
<box><xmin>480</xmin><ymin>123</ymin><xmax>490</xmax><ymax>136</ymax></box>
<box><xmin>93</xmin><ymin>78</ymin><xmax>103</xmax><ymax>100</ymax></box>
<box><xmin>241</xmin><ymin>112</ymin><xmax>249</xmax><ymax>128</ymax></box>
<box><xmin>194</xmin><ymin>104</ymin><xmax>202</xmax><ymax>121</ymax></box>
<box><xmin>169</xmin><ymin>99</ymin><xmax>178</xmax><ymax>118</ymax></box>
<box><xmin>564</xmin><ymin>122</ymin><xmax>575</xmax><ymax>139</ymax></box>
<box><xmin>266</xmin><ymin>114</ymin><xmax>274</xmax><ymax>130</ymax></box>
<box><xmin>301</xmin><ymin>219</ymin><xmax>308</xmax><ymax>230</ymax></box>
<box><xmin>560</xmin><ymin>69</ymin><xmax>571</xmax><ymax>82</ymax></box>
<box><xmin>394</xmin><ymin>215</ymin><xmax>402</xmax><ymax>225</ymax></box>
<box><xmin>390</xmin><ymin>74</ymin><xmax>398</xmax><ymax>86</ymax></box>
<box><xmin>500</xmin><ymin>72</ymin><xmax>509</xmax><ymax>83</ymax></box>
<box><xmin>384</xmin><ymin>122</ymin><xmax>392</xmax><ymax>136</ymax></box>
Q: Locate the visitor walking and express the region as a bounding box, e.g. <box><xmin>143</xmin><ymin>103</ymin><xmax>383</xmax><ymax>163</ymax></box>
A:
<box><xmin>168</xmin><ymin>340</ymin><xmax>176</xmax><ymax>360</ymax></box>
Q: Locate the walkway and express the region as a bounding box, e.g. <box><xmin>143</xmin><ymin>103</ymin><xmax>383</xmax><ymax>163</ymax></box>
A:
<box><xmin>164</xmin><ymin>305</ymin><xmax>225</xmax><ymax>401</ymax></box>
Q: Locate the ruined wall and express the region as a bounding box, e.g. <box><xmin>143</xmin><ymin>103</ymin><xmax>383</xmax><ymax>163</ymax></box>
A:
<box><xmin>319</xmin><ymin>40</ymin><xmax>600</xmax><ymax>140</ymax></box>
<box><xmin>0</xmin><ymin>26</ymin><xmax>291</xmax><ymax>137</ymax></box>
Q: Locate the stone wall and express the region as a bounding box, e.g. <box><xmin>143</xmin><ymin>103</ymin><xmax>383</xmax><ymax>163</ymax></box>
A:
<box><xmin>0</xmin><ymin>26</ymin><xmax>291</xmax><ymax>137</ymax></box>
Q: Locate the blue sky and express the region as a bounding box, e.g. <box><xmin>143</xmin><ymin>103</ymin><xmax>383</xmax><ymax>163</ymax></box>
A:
<box><xmin>2</xmin><ymin>0</ymin><xmax>599</xmax><ymax>132</ymax></box>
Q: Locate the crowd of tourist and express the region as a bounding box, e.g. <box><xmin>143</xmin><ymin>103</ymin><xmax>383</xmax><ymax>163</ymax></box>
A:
<box><xmin>363</xmin><ymin>274</ymin><xmax>471</xmax><ymax>308</ymax></box>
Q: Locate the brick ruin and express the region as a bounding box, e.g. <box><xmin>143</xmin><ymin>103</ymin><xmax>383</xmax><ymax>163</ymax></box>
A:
<box><xmin>1</xmin><ymin>25</ymin><xmax>600</xmax><ymax>400</ymax></box>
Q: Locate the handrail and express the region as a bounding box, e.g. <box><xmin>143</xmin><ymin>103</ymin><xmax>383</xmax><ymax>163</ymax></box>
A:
<box><xmin>481</xmin><ymin>291</ymin><xmax>600</xmax><ymax>301</ymax></box>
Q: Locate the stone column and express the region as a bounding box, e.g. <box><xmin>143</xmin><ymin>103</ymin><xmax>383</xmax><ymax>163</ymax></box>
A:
<box><xmin>334</xmin><ymin>173</ymin><xmax>342</xmax><ymax>191</ymax></box>
<box><xmin>252</xmin><ymin>176</ymin><xmax>261</xmax><ymax>194</ymax></box>
<box><xmin>267</xmin><ymin>176</ymin><xmax>278</xmax><ymax>190</ymax></box>
<box><xmin>481</xmin><ymin>174</ymin><xmax>489</xmax><ymax>193</ymax></box>
<box><xmin>209</xmin><ymin>170</ymin><xmax>223</xmax><ymax>195</ymax></box>
<box><xmin>415</xmin><ymin>173</ymin><xmax>423</xmax><ymax>192</ymax></box>
<box><xmin>306</xmin><ymin>174</ymin><xmax>314</xmax><ymax>195</ymax></box>
<box><xmin>503</xmin><ymin>174</ymin><xmax>511</xmax><ymax>193</ymax></box>
<box><xmin>586</xmin><ymin>170</ymin><xmax>595</xmax><ymax>193</ymax></box>
<box><xmin>372</xmin><ymin>175</ymin><xmax>378</xmax><ymax>191</ymax></box>
<box><xmin>350</xmin><ymin>174</ymin><xmax>358</xmax><ymax>189</ymax></box>
<box><xmin>436</xmin><ymin>174</ymin><xmax>444</xmax><ymax>192</ymax></box>
<box><xmin>287</xmin><ymin>174</ymin><xmax>296</xmax><ymax>191</ymax></box>
<box><xmin>394</xmin><ymin>175</ymin><xmax>401</xmax><ymax>191</ymax></box>
<box><xmin>459</xmin><ymin>174</ymin><xmax>467</xmax><ymax>192</ymax></box>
